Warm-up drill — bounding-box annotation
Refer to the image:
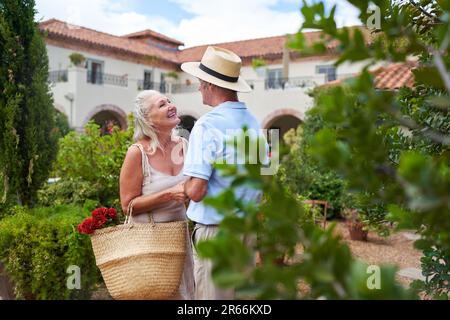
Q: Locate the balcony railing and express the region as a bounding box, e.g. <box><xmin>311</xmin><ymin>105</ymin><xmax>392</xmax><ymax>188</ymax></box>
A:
<box><xmin>137</xmin><ymin>81</ymin><xmax>169</xmax><ymax>93</ymax></box>
<box><xmin>264</xmin><ymin>77</ymin><xmax>316</xmax><ymax>90</ymax></box>
<box><xmin>48</xmin><ymin>70</ymin><xmax>68</xmax><ymax>83</ymax></box>
<box><xmin>87</xmin><ymin>71</ymin><xmax>128</xmax><ymax>87</ymax></box>
<box><xmin>171</xmin><ymin>83</ymin><xmax>199</xmax><ymax>94</ymax></box>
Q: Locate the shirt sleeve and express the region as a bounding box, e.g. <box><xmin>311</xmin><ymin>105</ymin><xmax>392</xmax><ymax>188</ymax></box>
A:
<box><xmin>183</xmin><ymin>121</ymin><xmax>218</xmax><ymax>181</ymax></box>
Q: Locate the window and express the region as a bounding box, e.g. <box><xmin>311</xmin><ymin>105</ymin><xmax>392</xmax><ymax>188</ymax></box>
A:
<box><xmin>87</xmin><ymin>59</ymin><xmax>104</xmax><ymax>85</ymax></box>
<box><xmin>144</xmin><ymin>70</ymin><xmax>153</xmax><ymax>90</ymax></box>
<box><xmin>316</xmin><ymin>65</ymin><xmax>337</xmax><ymax>82</ymax></box>
<box><xmin>266</xmin><ymin>69</ymin><xmax>284</xmax><ymax>89</ymax></box>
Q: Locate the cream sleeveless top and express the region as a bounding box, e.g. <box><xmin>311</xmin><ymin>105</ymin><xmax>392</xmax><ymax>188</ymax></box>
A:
<box><xmin>129</xmin><ymin>139</ymin><xmax>195</xmax><ymax>300</ymax></box>
<box><xmin>131</xmin><ymin>138</ymin><xmax>189</xmax><ymax>224</ymax></box>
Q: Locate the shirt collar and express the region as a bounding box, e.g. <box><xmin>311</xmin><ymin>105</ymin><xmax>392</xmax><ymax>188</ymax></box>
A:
<box><xmin>217</xmin><ymin>101</ymin><xmax>247</xmax><ymax>110</ymax></box>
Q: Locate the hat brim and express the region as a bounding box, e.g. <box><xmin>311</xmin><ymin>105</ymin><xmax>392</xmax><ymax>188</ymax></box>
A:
<box><xmin>181</xmin><ymin>62</ymin><xmax>252</xmax><ymax>93</ymax></box>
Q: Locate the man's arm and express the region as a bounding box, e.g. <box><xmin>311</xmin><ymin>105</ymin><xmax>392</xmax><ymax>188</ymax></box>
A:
<box><xmin>184</xmin><ymin>177</ymin><xmax>209</xmax><ymax>202</ymax></box>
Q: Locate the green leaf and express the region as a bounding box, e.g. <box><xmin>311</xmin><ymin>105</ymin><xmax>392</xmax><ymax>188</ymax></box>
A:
<box><xmin>213</xmin><ymin>270</ymin><xmax>247</xmax><ymax>287</ymax></box>
<box><xmin>413</xmin><ymin>67</ymin><xmax>446</xmax><ymax>90</ymax></box>
<box><xmin>427</xmin><ymin>96</ymin><xmax>450</xmax><ymax>109</ymax></box>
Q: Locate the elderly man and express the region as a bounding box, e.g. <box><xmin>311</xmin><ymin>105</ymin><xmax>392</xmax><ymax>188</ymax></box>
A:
<box><xmin>181</xmin><ymin>46</ymin><xmax>266</xmax><ymax>300</ymax></box>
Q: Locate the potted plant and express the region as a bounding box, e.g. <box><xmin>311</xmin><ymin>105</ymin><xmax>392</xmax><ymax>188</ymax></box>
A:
<box><xmin>165</xmin><ymin>71</ymin><xmax>179</xmax><ymax>81</ymax></box>
<box><xmin>163</xmin><ymin>71</ymin><xmax>178</xmax><ymax>93</ymax></box>
<box><xmin>69</xmin><ymin>52</ymin><xmax>86</xmax><ymax>67</ymax></box>
<box><xmin>343</xmin><ymin>208</ymin><xmax>369</xmax><ymax>241</ymax></box>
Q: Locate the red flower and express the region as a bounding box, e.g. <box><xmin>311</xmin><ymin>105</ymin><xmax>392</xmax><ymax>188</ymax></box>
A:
<box><xmin>107</xmin><ymin>208</ymin><xmax>117</xmax><ymax>220</ymax></box>
<box><xmin>92</xmin><ymin>210</ymin><xmax>107</xmax><ymax>228</ymax></box>
<box><xmin>77</xmin><ymin>207</ymin><xmax>119</xmax><ymax>235</ymax></box>
<box><xmin>78</xmin><ymin>218</ymin><xmax>95</xmax><ymax>235</ymax></box>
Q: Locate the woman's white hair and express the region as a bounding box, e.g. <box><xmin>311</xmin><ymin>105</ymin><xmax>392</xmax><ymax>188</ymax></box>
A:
<box><xmin>133</xmin><ymin>90</ymin><xmax>177</xmax><ymax>155</ymax></box>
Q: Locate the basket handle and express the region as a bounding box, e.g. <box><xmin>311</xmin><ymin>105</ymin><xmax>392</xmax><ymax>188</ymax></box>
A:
<box><xmin>125</xmin><ymin>198</ymin><xmax>155</xmax><ymax>225</ymax></box>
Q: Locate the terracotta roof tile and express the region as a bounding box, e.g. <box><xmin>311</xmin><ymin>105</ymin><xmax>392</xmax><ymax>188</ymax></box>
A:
<box><xmin>178</xmin><ymin>35</ymin><xmax>287</xmax><ymax>63</ymax></box>
<box><xmin>39</xmin><ymin>19</ymin><xmax>373</xmax><ymax>67</ymax></box>
<box><xmin>321</xmin><ymin>60</ymin><xmax>417</xmax><ymax>90</ymax></box>
<box><xmin>373</xmin><ymin>61</ymin><xmax>417</xmax><ymax>90</ymax></box>
<box><xmin>178</xmin><ymin>26</ymin><xmax>373</xmax><ymax>63</ymax></box>
<box><xmin>122</xmin><ymin>29</ymin><xmax>184</xmax><ymax>46</ymax></box>
<box><xmin>39</xmin><ymin>19</ymin><xmax>179</xmax><ymax>64</ymax></box>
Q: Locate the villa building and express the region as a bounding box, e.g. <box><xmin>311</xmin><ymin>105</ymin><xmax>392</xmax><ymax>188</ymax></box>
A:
<box><xmin>39</xmin><ymin>19</ymin><xmax>414</xmax><ymax>138</ymax></box>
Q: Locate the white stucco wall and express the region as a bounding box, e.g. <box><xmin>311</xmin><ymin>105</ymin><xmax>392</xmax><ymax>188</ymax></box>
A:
<box><xmin>169</xmin><ymin>84</ymin><xmax>314</xmax><ymax>129</ymax></box>
<box><xmin>47</xmin><ymin>44</ymin><xmax>175</xmax><ymax>129</ymax></box>
<box><xmin>47</xmin><ymin>45</ymin><xmax>169</xmax><ymax>83</ymax></box>
<box><xmin>47</xmin><ymin>43</ymin><xmax>381</xmax><ymax>131</ymax></box>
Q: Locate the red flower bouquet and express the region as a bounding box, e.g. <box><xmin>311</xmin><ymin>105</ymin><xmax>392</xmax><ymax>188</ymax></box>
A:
<box><xmin>78</xmin><ymin>207</ymin><xmax>119</xmax><ymax>235</ymax></box>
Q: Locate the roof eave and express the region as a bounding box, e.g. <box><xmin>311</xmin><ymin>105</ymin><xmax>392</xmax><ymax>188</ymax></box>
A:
<box><xmin>42</xmin><ymin>30</ymin><xmax>180</xmax><ymax>66</ymax></box>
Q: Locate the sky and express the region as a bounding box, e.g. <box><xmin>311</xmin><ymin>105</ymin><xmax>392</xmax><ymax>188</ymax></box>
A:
<box><xmin>34</xmin><ymin>0</ymin><xmax>362</xmax><ymax>48</ymax></box>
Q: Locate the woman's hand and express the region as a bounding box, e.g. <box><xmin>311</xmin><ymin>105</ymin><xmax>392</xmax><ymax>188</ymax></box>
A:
<box><xmin>166</xmin><ymin>182</ymin><xmax>188</xmax><ymax>204</ymax></box>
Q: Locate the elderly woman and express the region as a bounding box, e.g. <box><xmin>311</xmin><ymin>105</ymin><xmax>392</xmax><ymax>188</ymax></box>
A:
<box><xmin>119</xmin><ymin>90</ymin><xmax>194</xmax><ymax>300</ymax></box>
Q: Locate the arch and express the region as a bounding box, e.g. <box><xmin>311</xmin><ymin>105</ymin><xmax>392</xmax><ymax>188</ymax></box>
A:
<box><xmin>261</xmin><ymin>108</ymin><xmax>305</xmax><ymax>130</ymax></box>
<box><xmin>261</xmin><ymin>108</ymin><xmax>304</xmax><ymax>143</ymax></box>
<box><xmin>83</xmin><ymin>104</ymin><xmax>128</xmax><ymax>132</ymax></box>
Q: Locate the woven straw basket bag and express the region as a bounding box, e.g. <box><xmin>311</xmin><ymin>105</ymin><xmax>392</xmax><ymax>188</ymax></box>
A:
<box><xmin>90</xmin><ymin>201</ymin><xmax>187</xmax><ymax>300</ymax></box>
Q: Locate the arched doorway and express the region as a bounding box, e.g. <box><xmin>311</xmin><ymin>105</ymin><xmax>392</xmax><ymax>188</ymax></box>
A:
<box><xmin>267</xmin><ymin>115</ymin><xmax>302</xmax><ymax>140</ymax></box>
<box><xmin>83</xmin><ymin>105</ymin><xmax>127</xmax><ymax>135</ymax></box>
<box><xmin>262</xmin><ymin>109</ymin><xmax>304</xmax><ymax>142</ymax></box>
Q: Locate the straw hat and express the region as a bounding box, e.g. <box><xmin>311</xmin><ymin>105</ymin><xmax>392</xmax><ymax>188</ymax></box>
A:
<box><xmin>181</xmin><ymin>46</ymin><xmax>252</xmax><ymax>93</ymax></box>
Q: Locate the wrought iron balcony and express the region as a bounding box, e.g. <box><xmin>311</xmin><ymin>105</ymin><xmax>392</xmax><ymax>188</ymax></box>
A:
<box><xmin>48</xmin><ymin>70</ymin><xmax>68</xmax><ymax>83</ymax></box>
<box><xmin>87</xmin><ymin>71</ymin><xmax>128</xmax><ymax>87</ymax></box>
<box><xmin>170</xmin><ymin>83</ymin><xmax>199</xmax><ymax>94</ymax></box>
<box><xmin>264</xmin><ymin>77</ymin><xmax>316</xmax><ymax>90</ymax></box>
<box><xmin>137</xmin><ymin>80</ymin><xmax>169</xmax><ymax>93</ymax></box>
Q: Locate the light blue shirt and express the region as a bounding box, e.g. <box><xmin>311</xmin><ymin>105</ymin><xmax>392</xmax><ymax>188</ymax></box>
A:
<box><xmin>183</xmin><ymin>101</ymin><xmax>266</xmax><ymax>225</ymax></box>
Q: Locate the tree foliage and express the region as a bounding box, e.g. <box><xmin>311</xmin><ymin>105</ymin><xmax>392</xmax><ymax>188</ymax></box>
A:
<box><xmin>277</xmin><ymin>105</ymin><xmax>348</xmax><ymax>219</ymax></box>
<box><xmin>198</xmin><ymin>138</ymin><xmax>416</xmax><ymax>299</ymax></box>
<box><xmin>0</xmin><ymin>0</ymin><xmax>57</xmax><ymax>207</ymax></box>
<box><xmin>198</xmin><ymin>0</ymin><xmax>449</xmax><ymax>299</ymax></box>
<box><xmin>293</xmin><ymin>0</ymin><xmax>450</xmax><ymax>299</ymax></box>
<box><xmin>38</xmin><ymin>119</ymin><xmax>134</xmax><ymax>210</ymax></box>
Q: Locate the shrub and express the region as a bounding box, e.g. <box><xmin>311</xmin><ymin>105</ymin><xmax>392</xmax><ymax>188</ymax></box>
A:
<box><xmin>197</xmin><ymin>135</ymin><xmax>416</xmax><ymax>299</ymax></box>
<box><xmin>277</xmin><ymin>108</ymin><xmax>348</xmax><ymax>219</ymax></box>
<box><xmin>38</xmin><ymin>178</ymin><xmax>100</xmax><ymax>207</ymax></box>
<box><xmin>294</xmin><ymin>0</ymin><xmax>449</xmax><ymax>298</ymax></box>
<box><xmin>0</xmin><ymin>205</ymin><xmax>101</xmax><ymax>299</ymax></box>
<box><xmin>40</xmin><ymin>117</ymin><xmax>134</xmax><ymax>209</ymax></box>
<box><xmin>53</xmin><ymin>110</ymin><xmax>72</xmax><ymax>140</ymax></box>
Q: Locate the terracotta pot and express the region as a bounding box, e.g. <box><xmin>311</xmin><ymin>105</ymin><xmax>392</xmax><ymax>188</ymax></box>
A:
<box><xmin>348</xmin><ymin>223</ymin><xmax>368</xmax><ymax>241</ymax></box>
